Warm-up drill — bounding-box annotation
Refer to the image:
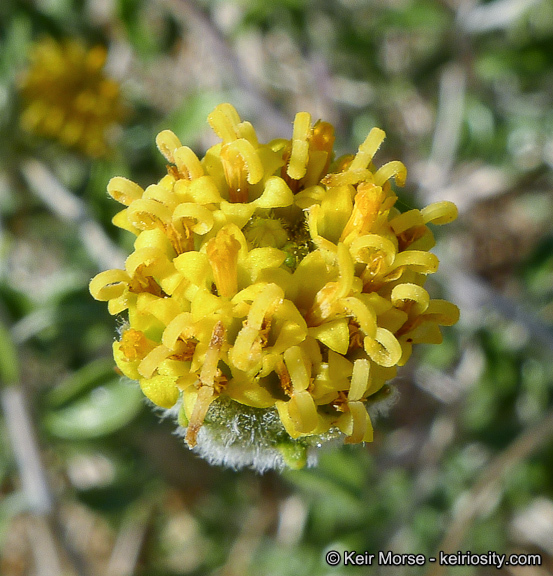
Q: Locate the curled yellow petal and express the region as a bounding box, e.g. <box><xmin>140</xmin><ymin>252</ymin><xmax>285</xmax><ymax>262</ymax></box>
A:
<box><xmin>140</xmin><ymin>375</ymin><xmax>180</xmax><ymax>408</ymax></box>
<box><xmin>294</xmin><ymin>185</ymin><xmax>326</xmax><ymax>209</ymax></box>
<box><xmin>173</xmin><ymin>251</ymin><xmax>211</xmax><ymax>287</ymax></box>
<box><xmin>172</xmin><ymin>203</ymin><xmax>214</xmax><ymax>235</ymax></box>
<box><xmin>389</xmin><ymin>209</ymin><xmax>425</xmax><ymax>235</ymax></box>
<box><xmin>138</xmin><ymin>344</ymin><xmax>172</xmax><ymax>379</ymax></box>
<box><xmin>175</xmin><ymin>176</ymin><xmax>222</xmax><ymax>204</ymax></box>
<box><xmin>349</xmin><ymin>127</ymin><xmax>386</xmax><ymax>171</ymax></box>
<box><xmin>89</xmin><ymin>269</ymin><xmax>130</xmax><ymax>301</ymax></box>
<box><xmin>287</xmin><ymin>111</ymin><xmax>312</xmax><ymax>180</ymax></box>
<box><xmin>349</xmin><ymin>234</ymin><xmax>396</xmax><ymax>269</ymax></box>
<box><xmin>340</xmin><ymin>183</ymin><xmax>385</xmax><ymax>242</ymax></box>
<box><xmin>344</xmin><ymin>401</ymin><xmax>371</xmax><ymax>444</ymax></box>
<box><xmin>287</xmin><ymin>389</ymin><xmax>318</xmax><ymax>434</ymax></box>
<box><xmin>327</xmin><ymin>350</ymin><xmax>353</xmax><ymax>383</ymax></box>
<box><xmin>162</xmin><ymin>312</ymin><xmax>194</xmax><ymax>350</ymax></box>
<box><xmin>190</xmin><ymin>289</ymin><xmax>223</xmax><ymax>322</ymax></box>
<box><xmin>231</xmin><ymin>325</ymin><xmax>264</xmax><ymax>372</ymax></box>
<box><xmin>200</xmin><ymin>321</ymin><xmax>226</xmax><ymax>387</ymax></box>
<box><xmin>318</xmin><ymin>186</ymin><xmax>353</xmax><ymax>244</ymax></box>
<box><xmin>306</xmin><ymin>204</ymin><xmax>340</xmax><ymax>252</ymax></box>
<box><xmin>127</xmin><ymin>198</ymin><xmax>171</xmax><ymax>230</ymax></box>
<box><xmin>125</xmin><ymin>247</ymin><xmax>165</xmax><ymax>277</ymax></box>
<box><xmin>230</xmin><ymin>283</ymin><xmax>284</xmax><ymax>371</ymax></box>
<box><xmin>219</xmin><ymin>201</ymin><xmax>257</xmax><ymax>229</ymax></box>
<box><xmin>391</xmin><ymin>250</ymin><xmax>439</xmax><ymax>275</ymax></box>
<box><xmin>131</xmin><ymin>224</ymin><xmax>168</xmax><ymax>248</ymax></box>
<box><xmin>142</xmin><ymin>184</ymin><xmax>177</xmax><ymax>208</ymax></box>
<box><xmin>107</xmin><ymin>177</ymin><xmax>144</xmax><ymax>206</ymax></box>
<box><xmin>185</xmin><ymin>385</ymin><xmax>215</xmax><ymax>447</ymax></box>
<box><xmin>231</xmin><ymin>283</ymin><xmax>268</xmax><ymax>305</ymax></box>
<box><xmin>308</xmin><ymin>319</ymin><xmax>350</xmax><ymax>355</ymax></box>
<box><xmin>248</xmin><ymin>283</ymin><xmax>284</xmax><ymax>330</ymax></box>
<box><xmin>225</xmin><ymin>375</ymin><xmax>276</xmax><ymax>408</ymax></box>
<box><xmin>156</xmin><ymin>130</ymin><xmax>182</xmax><ymax>163</ymax></box>
<box><xmin>373</xmin><ymin>160</ymin><xmax>407</xmax><ymax>187</ymax></box>
<box><xmin>321</xmin><ymin>169</ymin><xmax>373</xmax><ymax>188</ymax></box>
<box><xmin>421</xmin><ymin>201</ymin><xmax>458</xmax><ymax>225</ymax></box>
<box><xmin>391</xmin><ymin>283</ymin><xmax>430</xmax><ymax>315</ymax></box>
<box><xmin>349</xmin><ymin>358</ymin><xmax>370</xmax><ymax>401</ymax></box>
<box><xmin>269</xmin><ymin>305</ymin><xmax>309</xmax><ymax>356</ymax></box>
<box><xmin>253</xmin><ymin>176</ymin><xmax>294</xmax><ymax>208</ymax></box>
<box><xmin>222</xmin><ymin>138</ymin><xmax>264</xmax><ymax>185</ymax></box>
<box><xmin>423</xmin><ymin>299</ymin><xmax>460</xmax><ymax>326</ymax></box>
<box><xmin>378</xmin><ymin>307</ymin><xmax>408</xmax><ymax>334</ymax></box>
<box><xmin>364</xmin><ymin>327</ymin><xmax>402</xmax><ymax>368</ymax></box>
<box><xmin>136</xmin><ymin>293</ymin><xmax>178</xmax><ymax>325</ymax></box>
<box><xmin>205</xmin><ymin>227</ymin><xmax>241</xmax><ymax>298</ymax></box>
<box><xmin>284</xmin><ymin>346</ymin><xmax>311</xmax><ymax>392</ymax></box>
<box><xmin>236</xmin><ymin>120</ymin><xmax>259</xmax><ymax>146</ymax></box>
<box><xmin>173</xmin><ymin>146</ymin><xmax>204</xmax><ymax>180</ymax></box>
<box><xmin>112</xmin><ymin>209</ymin><xmax>139</xmax><ymax>235</ymax></box>
<box><xmin>405</xmin><ymin>322</ymin><xmax>444</xmax><ymax>346</ymax></box>
<box><xmin>342</xmin><ymin>297</ymin><xmax>377</xmax><ymax>338</ymax></box>
<box><xmin>107</xmin><ymin>294</ymin><xmax>131</xmax><ymax>315</ymax></box>
<box><xmin>207</xmin><ymin>103</ymin><xmax>241</xmax><ymax>143</ymax></box>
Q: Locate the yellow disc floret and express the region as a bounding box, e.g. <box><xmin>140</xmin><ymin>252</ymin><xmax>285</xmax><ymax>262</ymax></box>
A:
<box><xmin>19</xmin><ymin>37</ymin><xmax>126</xmax><ymax>157</ymax></box>
<box><xmin>90</xmin><ymin>103</ymin><xmax>459</xmax><ymax>470</ymax></box>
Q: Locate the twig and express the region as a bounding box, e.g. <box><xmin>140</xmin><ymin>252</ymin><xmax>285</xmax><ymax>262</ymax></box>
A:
<box><xmin>0</xmin><ymin>315</ymin><xmax>93</xmax><ymax>576</ymax></box>
<box><xmin>25</xmin><ymin>515</ymin><xmax>65</xmax><ymax>576</ymax></box>
<box><xmin>457</xmin><ymin>0</ymin><xmax>542</xmax><ymax>34</ymax></box>
<box><xmin>418</xmin><ymin>63</ymin><xmax>466</xmax><ymax>203</ymax></box>
<box><xmin>156</xmin><ymin>0</ymin><xmax>291</xmax><ymax>139</ymax></box>
<box><xmin>20</xmin><ymin>158</ymin><xmax>125</xmax><ymax>272</ymax></box>
<box><xmin>106</xmin><ymin>499</ymin><xmax>155</xmax><ymax>576</ymax></box>
<box><xmin>426</xmin><ymin>408</ymin><xmax>553</xmax><ymax>576</ymax></box>
<box><xmin>1</xmin><ymin>387</ymin><xmax>53</xmax><ymax>516</ymax></box>
<box><xmin>441</xmin><ymin>262</ymin><xmax>553</xmax><ymax>353</ymax></box>
<box><xmin>217</xmin><ymin>502</ymin><xmax>274</xmax><ymax>576</ymax></box>
<box><xmin>1</xmin><ymin>385</ymin><xmax>94</xmax><ymax>576</ymax></box>
<box><xmin>417</xmin><ymin>61</ymin><xmax>553</xmax><ymax>352</ymax></box>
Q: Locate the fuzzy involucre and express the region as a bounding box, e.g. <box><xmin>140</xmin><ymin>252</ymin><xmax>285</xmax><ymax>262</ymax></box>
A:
<box><xmin>90</xmin><ymin>103</ymin><xmax>459</xmax><ymax>470</ymax></box>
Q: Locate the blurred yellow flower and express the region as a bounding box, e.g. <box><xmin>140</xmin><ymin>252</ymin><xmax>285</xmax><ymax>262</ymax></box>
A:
<box><xmin>90</xmin><ymin>103</ymin><xmax>459</xmax><ymax>470</ymax></box>
<box><xmin>19</xmin><ymin>37</ymin><xmax>125</xmax><ymax>157</ymax></box>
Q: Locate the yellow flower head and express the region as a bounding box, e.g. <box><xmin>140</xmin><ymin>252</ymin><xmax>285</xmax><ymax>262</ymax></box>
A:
<box><xmin>90</xmin><ymin>103</ymin><xmax>459</xmax><ymax>470</ymax></box>
<box><xmin>19</xmin><ymin>37</ymin><xmax>126</xmax><ymax>157</ymax></box>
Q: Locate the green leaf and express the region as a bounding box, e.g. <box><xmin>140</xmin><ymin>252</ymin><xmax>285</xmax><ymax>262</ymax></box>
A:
<box><xmin>46</xmin><ymin>357</ymin><xmax>118</xmax><ymax>408</ymax></box>
<box><xmin>44</xmin><ymin>378</ymin><xmax>144</xmax><ymax>439</ymax></box>
<box><xmin>0</xmin><ymin>321</ymin><xmax>19</xmax><ymax>386</ymax></box>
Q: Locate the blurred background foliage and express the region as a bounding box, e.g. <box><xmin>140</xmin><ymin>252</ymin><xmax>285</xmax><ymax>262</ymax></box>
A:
<box><xmin>1</xmin><ymin>0</ymin><xmax>553</xmax><ymax>574</ymax></box>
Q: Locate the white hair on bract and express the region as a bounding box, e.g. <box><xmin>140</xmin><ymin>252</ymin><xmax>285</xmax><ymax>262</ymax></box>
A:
<box><xmin>152</xmin><ymin>385</ymin><xmax>398</xmax><ymax>473</ymax></box>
